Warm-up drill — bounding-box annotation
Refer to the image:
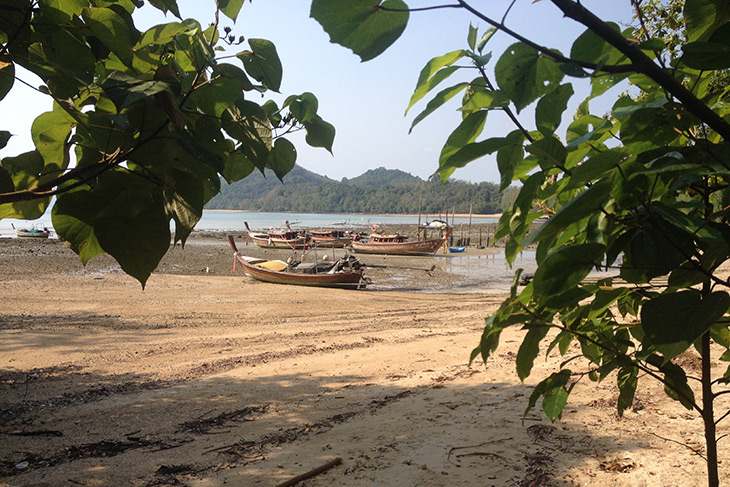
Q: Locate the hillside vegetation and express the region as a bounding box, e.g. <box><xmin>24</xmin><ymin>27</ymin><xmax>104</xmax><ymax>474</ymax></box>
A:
<box><xmin>206</xmin><ymin>166</ymin><xmax>507</xmax><ymax>214</ymax></box>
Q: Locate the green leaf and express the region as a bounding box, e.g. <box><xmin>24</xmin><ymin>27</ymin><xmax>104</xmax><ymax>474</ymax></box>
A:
<box><xmin>437</xmin><ymin>111</ymin><xmax>487</xmax><ymax>181</ymax></box>
<box><xmin>533</xmin><ymin>243</ymin><xmax>605</xmax><ymax>296</ymax></box>
<box><xmin>526</xmin><ymin>136</ymin><xmax>567</xmax><ymax>171</ymax></box>
<box><xmin>287</xmin><ymin>92</ymin><xmax>319</xmax><ymax>123</ymax></box>
<box><xmin>681</xmin><ymin>41</ymin><xmax>730</xmax><ymax>69</ymax></box>
<box><xmin>460</xmin><ymin>88</ymin><xmax>510</xmax><ymax>114</ymax></box>
<box><xmin>525</xmin><ymin>370</ymin><xmax>572</xmax><ymax>421</ymax></box>
<box><xmin>406</xmin><ymin>50</ymin><xmax>467</xmax><ymax>113</ymax></box>
<box><xmin>93</xmin><ymin>170</ymin><xmax>171</xmax><ymax>287</ymax></box>
<box><xmin>516</xmin><ymin>326</ymin><xmax>550</xmax><ymax>381</ymax></box>
<box><xmin>685</xmin><ymin>0</ymin><xmax>730</xmax><ymax>42</ymax></box>
<box><xmin>616</xmin><ymin>366</ymin><xmax>638</xmax><ymax>416</ymax></box>
<box><xmin>467</xmin><ymin>23</ymin><xmax>477</xmax><ymax>51</ymax></box>
<box><xmin>102</xmin><ymin>71</ymin><xmax>173</xmax><ymax>112</ymax></box>
<box><xmin>408</xmin><ymin>82</ymin><xmax>468</xmax><ymax>133</ymax></box>
<box><xmin>495</xmin><ymin>42</ymin><xmax>564</xmax><ymax>112</ymax></box>
<box><xmin>310</xmin><ymin>0</ymin><xmax>409</xmax><ymax>62</ymax></box>
<box><xmin>238</xmin><ymin>38</ymin><xmax>283</xmax><ymax>92</ymax></box>
<box><xmin>0</xmin><ymin>57</ymin><xmax>14</xmax><ymax>101</ymax></box>
<box><xmin>642</xmin><ymin>290</ymin><xmax>730</xmax><ymax>361</ymax></box>
<box><xmin>52</xmin><ymin>187</ymin><xmax>105</xmax><ymax>265</ymax></box>
<box><xmin>138</xmin><ymin>22</ymin><xmax>188</xmax><ymax>47</ymax></box>
<box><xmin>303</xmin><ymin>115</ymin><xmax>335</xmax><ymax>153</ymax></box>
<box><xmin>82</xmin><ymin>6</ymin><xmax>138</xmax><ymax>68</ymax></box>
<box><xmin>31</xmin><ymin>103</ymin><xmax>75</xmax><ymax>170</ymax></box>
<box><xmin>148</xmin><ymin>0</ymin><xmax>182</xmax><ymax>19</ymax></box>
<box><xmin>219</xmin><ymin>0</ymin><xmax>244</xmax><ymax>21</ymax></box>
<box><xmin>526</xmin><ymin>177</ymin><xmax>613</xmax><ymax>247</ymax></box>
<box><xmin>223</xmin><ymin>152</ymin><xmax>255</xmax><ymax>183</ymax></box>
<box><xmin>0</xmin><ymin>130</ymin><xmax>11</xmax><ymax>150</ymax></box>
<box><xmin>438</xmin><ymin>137</ymin><xmax>512</xmax><ymax>175</ymax></box>
<box><xmin>268</xmin><ymin>137</ymin><xmax>297</xmax><ymax>182</ymax></box>
<box><xmin>535</xmin><ymin>84</ymin><xmax>574</xmax><ymax>136</ymax></box>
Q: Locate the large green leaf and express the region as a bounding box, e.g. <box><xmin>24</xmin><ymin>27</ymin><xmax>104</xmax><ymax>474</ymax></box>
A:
<box><xmin>408</xmin><ymin>82</ymin><xmax>468</xmax><ymax>133</ymax></box>
<box><xmin>268</xmin><ymin>137</ymin><xmax>297</xmax><ymax>182</ymax></box>
<box><xmin>525</xmin><ymin>177</ymin><xmax>613</xmax><ymax>247</ymax></box>
<box><xmin>148</xmin><ymin>0</ymin><xmax>181</xmax><ymax>19</ymax></box>
<box><xmin>303</xmin><ymin>115</ymin><xmax>335</xmax><ymax>153</ymax></box>
<box><xmin>532</xmin><ymin>243</ymin><xmax>605</xmax><ymax>296</ymax></box>
<box><xmin>238</xmin><ymin>38</ymin><xmax>283</xmax><ymax>92</ymax></box>
<box><xmin>52</xmin><ymin>186</ymin><xmax>105</xmax><ymax>265</ymax></box>
<box><xmin>310</xmin><ymin>0</ymin><xmax>409</xmax><ymax>62</ymax></box>
<box><xmin>495</xmin><ymin>42</ymin><xmax>564</xmax><ymax>112</ymax></box>
<box><xmin>406</xmin><ymin>50</ymin><xmax>466</xmax><ymax>113</ymax></box>
<box><xmin>681</xmin><ymin>41</ymin><xmax>730</xmax><ymax>69</ymax></box>
<box><xmin>437</xmin><ymin>111</ymin><xmax>487</xmax><ymax>181</ymax></box>
<box><xmin>525</xmin><ymin>370</ymin><xmax>572</xmax><ymax>421</ymax></box>
<box><xmin>219</xmin><ymin>0</ymin><xmax>244</xmax><ymax>22</ymax></box>
<box><xmin>516</xmin><ymin>326</ymin><xmax>550</xmax><ymax>381</ymax></box>
<box><xmin>82</xmin><ymin>6</ymin><xmax>138</xmax><ymax>68</ymax></box>
<box><xmin>641</xmin><ymin>290</ymin><xmax>730</xmax><ymax>361</ymax></box>
<box><xmin>102</xmin><ymin>71</ymin><xmax>174</xmax><ymax>112</ymax></box>
<box><xmin>685</xmin><ymin>0</ymin><xmax>730</xmax><ymax>42</ymax></box>
<box><xmin>91</xmin><ymin>170</ymin><xmax>171</xmax><ymax>287</ymax></box>
<box><xmin>0</xmin><ymin>57</ymin><xmax>14</xmax><ymax>101</ymax></box>
<box><xmin>535</xmin><ymin>84</ymin><xmax>574</xmax><ymax>136</ymax></box>
<box><xmin>526</xmin><ymin>136</ymin><xmax>567</xmax><ymax>171</ymax></box>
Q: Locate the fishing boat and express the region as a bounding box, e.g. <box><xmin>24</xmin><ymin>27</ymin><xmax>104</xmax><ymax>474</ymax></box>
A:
<box><xmin>244</xmin><ymin>221</ymin><xmax>309</xmax><ymax>249</ymax></box>
<box><xmin>228</xmin><ymin>236</ymin><xmax>366</xmax><ymax>289</ymax></box>
<box><xmin>12</xmin><ymin>224</ymin><xmax>51</xmax><ymax>239</ymax></box>
<box><xmin>350</xmin><ymin>225</ymin><xmax>452</xmax><ymax>256</ymax></box>
<box><xmin>449</xmin><ymin>246</ymin><xmax>466</xmax><ymax>253</ymax></box>
<box><xmin>309</xmin><ymin>229</ymin><xmax>353</xmax><ymax>248</ymax></box>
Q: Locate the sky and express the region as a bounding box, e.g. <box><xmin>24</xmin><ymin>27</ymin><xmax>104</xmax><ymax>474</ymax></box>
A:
<box><xmin>0</xmin><ymin>0</ymin><xmax>635</xmax><ymax>184</ymax></box>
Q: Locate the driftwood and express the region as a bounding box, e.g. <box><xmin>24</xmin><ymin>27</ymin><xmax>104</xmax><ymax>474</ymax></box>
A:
<box><xmin>275</xmin><ymin>457</ymin><xmax>342</xmax><ymax>487</ymax></box>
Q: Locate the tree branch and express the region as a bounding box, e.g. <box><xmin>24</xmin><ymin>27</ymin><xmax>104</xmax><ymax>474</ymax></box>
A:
<box><xmin>549</xmin><ymin>0</ymin><xmax>730</xmax><ymax>142</ymax></box>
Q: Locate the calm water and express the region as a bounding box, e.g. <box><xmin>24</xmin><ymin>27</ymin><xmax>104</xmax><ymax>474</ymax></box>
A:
<box><xmin>0</xmin><ymin>210</ymin><xmax>499</xmax><ymax>238</ymax></box>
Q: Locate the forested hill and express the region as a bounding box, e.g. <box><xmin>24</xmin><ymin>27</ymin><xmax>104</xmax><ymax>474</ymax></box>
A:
<box><xmin>206</xmin><ymin>165</ymin><xmax>506</xmax><ymax>214</ymax></box>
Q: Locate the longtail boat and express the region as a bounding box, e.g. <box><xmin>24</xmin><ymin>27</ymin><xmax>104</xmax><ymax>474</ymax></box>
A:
<box><xmin>350</xmin><ymin>226</ymin><xmax>452</xmax><ymax>256</ymax></box>
<box><xmin>228</xmin><ymin>236</ymin><xmax>366</xmax><ymax>289</ymax></box>
<box><xmin>244</xmin><ymin>221</ymin><xmax>309</xmax><ymax>249</ymax></box>
<box><xmin>12</xmin><ymin>223</ymin><xmax>51</xmax><ymax>239</ymax></box>
<box><xmin>309</xmin><ymin>229</ymin><xmax>353</xmax><ymax>248</ymax></box>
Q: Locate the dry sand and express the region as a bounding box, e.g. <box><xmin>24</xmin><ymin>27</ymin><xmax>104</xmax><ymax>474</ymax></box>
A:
<box><xmin>1</xmin><ymin>233</ymin><xmax>728</xmax><ymax>486</ymax></box>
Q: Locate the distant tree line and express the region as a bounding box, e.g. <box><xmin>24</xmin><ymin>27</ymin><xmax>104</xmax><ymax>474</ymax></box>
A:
<box><xmin>207</xmin><ymin>166</ymin><xmax>511</xmax><ymax>214</ymax></box>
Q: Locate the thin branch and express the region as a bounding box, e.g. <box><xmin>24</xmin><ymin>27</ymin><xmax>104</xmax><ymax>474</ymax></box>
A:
<box><xmin>649</xmin><ymin>432</ymin><xmax>707</xmax><ymax>461</ymax></box>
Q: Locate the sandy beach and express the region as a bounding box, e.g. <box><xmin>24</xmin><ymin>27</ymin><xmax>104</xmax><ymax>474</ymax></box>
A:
<box><xmin>1</xmin><ymin>232</ymin><xmax>728</xmax><ymax>486</ymax></box>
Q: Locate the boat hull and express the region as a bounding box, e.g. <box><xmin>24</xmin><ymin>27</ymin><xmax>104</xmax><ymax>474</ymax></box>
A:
<box><xmin>15</xmin><ymin>229</ymin><xmax>50</xmax><ymax>238</ymax></box>
<box><xmin>233</xmin><ymin>254</ymin><xmax>365</xmax><ymax>289</ymax></box>
<box><xmin>350</xmin><ymin>238</ymin><xmax>446</xmax><ymax>256</ymax></box>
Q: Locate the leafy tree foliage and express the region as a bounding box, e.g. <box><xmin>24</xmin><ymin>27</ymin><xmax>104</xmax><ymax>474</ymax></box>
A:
<box><xmin>310</xmin><ymin>0</ymin><xmax>730</xmax><ymax>485</ymax></box>
<box><xmin>0</xmin><ymin>0</ymin><xmax>334</xmax><ymax>285</ymax></box>
<box><xmin>208</xmin><ymin>165</ymin><xmax>504</xmax><ymax>214</ymax></box>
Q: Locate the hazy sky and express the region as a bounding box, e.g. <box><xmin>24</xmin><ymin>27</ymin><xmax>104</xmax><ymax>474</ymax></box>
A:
<box><xmin>1</xmin><ymin>1</ymin><xmax>633</xmax><ymax>184</ymax></box>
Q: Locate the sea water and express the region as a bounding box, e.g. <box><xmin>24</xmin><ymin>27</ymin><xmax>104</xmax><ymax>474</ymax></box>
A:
<box><xmin>0</xmin><ymin>210</ymin><xmax>499</xmax><ymax>238</ymax></box>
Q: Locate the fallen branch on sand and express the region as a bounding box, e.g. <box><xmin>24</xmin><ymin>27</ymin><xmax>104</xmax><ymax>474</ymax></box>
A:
<box><xmin>275</xmin><ymin>457</ymin><xmax>342</xmax><ymax>487</ymax></box>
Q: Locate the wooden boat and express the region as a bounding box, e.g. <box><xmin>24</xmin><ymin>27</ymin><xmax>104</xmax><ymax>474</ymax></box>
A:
<box><xmin>228</xmin><ymin>236</ymin><xmax>366</xmax><ymax>289</ymax></box>
<box><xmin>12</xmin><ymin>224</ymin><xmax>51</xmax><ymax>239</ymax></box>
<box><xmin>309</xmin><ymin>229</ymin><xmax>353</xmax><ymax>248</ymax></box>
<box><xmin>244</xmin><ymin>221</ymin><xmax>309</xmax><ymax>249</ymax></box>
<box><xmin>350</xmin><ymin>226</ymin><xmax>452</xmax><ymax>256</ymax></box>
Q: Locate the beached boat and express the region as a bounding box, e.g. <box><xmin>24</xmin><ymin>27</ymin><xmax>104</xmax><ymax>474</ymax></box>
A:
<box><xmin>309</xmin><ymin>229</ymin><xmax>353</xmax><ymax>248</ymax></box>
<box><xmin>449</xmin><ymin>246</ymin><xmax>466</xmax><ymax>253</ymax></box>
<box><xmin>228</xmin><ymin>236</ymin><xmax>366</xmax><ymax>289</ymax></box>
<box><xmin>350</xmin><ymin>226</ymin><xmax>452</xmax><ymax>256</ymax></box>
<box><xmin>244</xmin><ymin>221</ymin><xmax>309</xmax><ymax>249</ymax></box>
<box><xmin>12</xmin><ymin>224</ymin><xmax>51</xmax><ymax>239</ymax></box>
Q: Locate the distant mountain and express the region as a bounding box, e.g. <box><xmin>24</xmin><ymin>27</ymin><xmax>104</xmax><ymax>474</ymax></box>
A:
<box><xmin>206</xmin><ymin>164</ymin><xmax>505</xmax><ymax>214</ymax></box>
<box><xmin>342</xmin><ymin>167</ymin><xmax>422</xmax><ymax>186</ymax></box>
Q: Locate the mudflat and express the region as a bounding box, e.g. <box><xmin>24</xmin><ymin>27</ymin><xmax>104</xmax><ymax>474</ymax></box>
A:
<box><xmin>1</xmin><ymin>234</ymin><xmax>727</xmax><ymax>486</ymax></box>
